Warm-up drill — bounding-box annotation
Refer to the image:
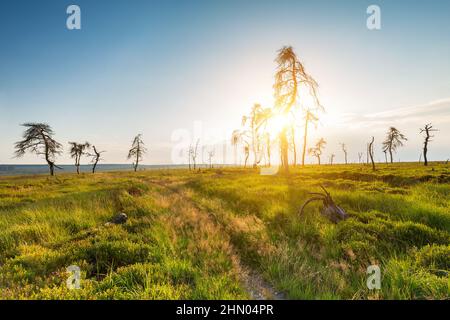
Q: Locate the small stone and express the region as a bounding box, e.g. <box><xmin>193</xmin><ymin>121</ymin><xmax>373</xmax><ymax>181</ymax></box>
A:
<box><xmin>111</xmin><ymin>212</ymin><xmax>128</xmax><ymax>224</ymax></box>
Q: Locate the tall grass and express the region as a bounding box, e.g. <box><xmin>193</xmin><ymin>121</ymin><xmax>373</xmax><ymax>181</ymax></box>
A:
<box><xmin>0</xmin><ymin>163</ymin><xmax>448</xmax><ymax>299</ymax></box>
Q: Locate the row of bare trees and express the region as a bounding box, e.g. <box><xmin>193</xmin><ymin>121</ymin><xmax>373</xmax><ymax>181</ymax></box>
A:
<box><xmin>14</xmin><ymin>123</ymin><xmax>147</xmax><ymax>175</ymax></box>
<box><xmin>229</xmin><ymin>47</ymin><xmax>442</xmax><ymax>173</ymax></box>
<box><xmin>309</xmin><ymin>125</ymin><xmax>437</xmax><ymax>170</ymax></box>
<box><xmin>187</xmin><ymin>139</ymin><xmax>216</xmax><ymax>170</ymax></box>
<box><xmin>231</xmin><ymin>115</ymin><xmax>439</xmax><ymax>171</ymax></box>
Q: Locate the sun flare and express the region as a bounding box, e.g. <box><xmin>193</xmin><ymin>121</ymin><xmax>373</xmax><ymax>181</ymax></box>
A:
<box><xmin>266</xmin><ymin>113</ymin><xmax>292</xmax><ymax>136</ymax></box>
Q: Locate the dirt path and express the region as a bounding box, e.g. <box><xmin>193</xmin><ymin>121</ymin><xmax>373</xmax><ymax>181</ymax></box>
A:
<box><xmin>147</xmin><ymin>177</ymin><xmax>285</xmax><ymax>300</ymax></box>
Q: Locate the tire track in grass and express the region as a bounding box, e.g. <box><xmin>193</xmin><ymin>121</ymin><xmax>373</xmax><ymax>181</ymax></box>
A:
<box><xmin>147</xmin><ymin>177</ymin><xmax>285</xmax><ymax>300</ymax></box>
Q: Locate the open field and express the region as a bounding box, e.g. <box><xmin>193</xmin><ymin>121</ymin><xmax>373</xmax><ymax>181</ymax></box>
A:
<box><xmin>0</xmin><ymin>163</ymin><xmax>449</xmax><ymax>299</ymax></box>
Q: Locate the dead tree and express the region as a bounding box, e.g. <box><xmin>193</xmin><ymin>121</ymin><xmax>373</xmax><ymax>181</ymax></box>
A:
<box><xmin>368</xmin><ymin>137</ymin><xmax>376</xmax><ymax>171</ymax></box>
<box><xmin>382</xmin><ymin>127</ymin><xmax>407</xmax><ymax>163</ymax></box>
<box><xmin>89</xmin><ymin>145</ymin><xmax>105</xmax><ymax>173</ymax></box>
<box><xmin>299</xmin><ymin>185</ymin><xmax>348</xmax><ymax>223</ymax></box>
<box><xmin>241</xmin><ymin>104</ymin><xmax>271</xmax><ymax>168</ymax></box>
<box><xmin>329</xmin><ymin>154</ymin><xmax>335</xmax><ymax>165</ymax></box>
<box><xmin>231</xmin><ymin>130</ymin><xmax>241</xmax><ymax>166</ymax></box>
<box><xmin>274</xmin><ymin>46</ymin><xmax>322</xmax><ymax>174</ymax></box>
<box><xmin>243</xmin><ymin>143</ymin><xmax>250</xmax><ymax>168</ymax></box>
<box><xmin>420</xmin><ymin>123</ymin><xmax>438</xmax><ymax>166</ymax></box>
<box><xmin>128</xmin><ymin>134</ymin><xmax>147</xmax><ymax>172</ymax></box>
<box><xmin>191</xmin><ymin>139</ymin><xmax>200</xmax><ymax>170</ymax></box>
<box><xmin>187</xmin><ymin>145</ymin><xmax>193</xmax><ymax>170</ymax></box>
<box><xmin>340</xmin><ymin>143</ymin><xmax>348</xmax><ymax>164</ymax></box>
<box><xmin>308</xmin><ymin>138</ymin><xmax>326</xmax><ymax>165</ymax></box>
<box><xmin>301</xmin><ymin>110</ymin><xmax>319</xmax><ymax>167</ymax></box>
<box><xmin>207</xmin><ymin>149</ymin><xmax>215</xmax><ymax>169</ymax></box>
<box><xmin>69</xmin><ymin>141</ymin><xmax>90</xmax><ymax>174</ymax></box>
<box><xmin>366</xmin><ymin>143</ymin><xmax>370</xmax><ymax>165</ymax></box>
<box><xmin>358</xmin><ymin>152</ymin><xmax>363</xmax><ymax>164</ymax></box>
<box><xmin>14</xmin><ymin>123</ymin><xmax>63</xmax><ymax>176</ymax></box>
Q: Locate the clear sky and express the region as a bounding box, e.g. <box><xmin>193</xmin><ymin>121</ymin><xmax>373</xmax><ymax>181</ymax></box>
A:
<box><xmin>1</xmin><ymin>0</ymin><xmax>449</xmax><ymax>165</ymax></box>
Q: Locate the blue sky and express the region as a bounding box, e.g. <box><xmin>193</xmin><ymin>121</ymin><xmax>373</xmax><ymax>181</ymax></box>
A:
<box><xmin>0</xmin><ymin>0</ymin><xmax>449</xmax><ymax>165</ymax></box>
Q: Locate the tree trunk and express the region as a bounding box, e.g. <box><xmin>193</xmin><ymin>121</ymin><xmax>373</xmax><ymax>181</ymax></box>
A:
<box><xmin>369</xmin><ymin>137</ymin><xmax>376</xmax><ymax>171</ymax></box>
<box><xmin>134</xmin><ymin>155</ymin><xmax>139</xmax><ymax>172</ymax></box>
<box><xmin>423</xmin><ymin>132</ymin><xmax>429</xmax><ymax>166</ymax></box>
<box><xmin>280</xmin><ymin>128</ymin><xmax>289</xmax><ymax>174</ymax></box>
<box><xmin>266</xmin><ymin>141</ymin><xmax>271</xmax><ymax>167</ymax></box>
<box><xmin>291</xmin><ymin>126</ymin><xmax>297</xmax><ymax>166</ymax></box>
<box><xmin>301</xmin><ymin>117</ymin><xmax>309</xmax><ymax>167</ymax></box>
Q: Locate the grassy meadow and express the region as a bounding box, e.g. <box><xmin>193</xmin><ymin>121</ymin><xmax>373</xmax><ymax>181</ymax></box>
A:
<box><xmin>0</xmin><ymin>163</ymin><xmax>449</xmax><ymax>299</ymax></box>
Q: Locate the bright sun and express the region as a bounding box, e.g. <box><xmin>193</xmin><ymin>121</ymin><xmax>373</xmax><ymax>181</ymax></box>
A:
<box><xmin>266</xmin><ymin>113</ymin><xmax>291</xmax><ymax>136</ymax></box>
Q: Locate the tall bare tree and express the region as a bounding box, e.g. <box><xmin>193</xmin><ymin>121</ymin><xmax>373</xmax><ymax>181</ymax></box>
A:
<box><xmin>89</xmin><ymin>145</ymin><xmax>105</xmax><ymax>174</ymax></box>
<box><xmin>207</xmin><ymin>149</ymin><xmax>215</xmax><ymax>169</ymax></box>
<box><xmin>340</xmin><ymin>143</ymin><xmax>348</xmax><ymax>164</ymax></box>
<box><xmin>68</xmin><ymin>141</ymin><xmax>90</xmax><ymax>174</ymax></box>
<box><xmin>231</xmin><ymin>130</ymin><xmax>241</xmax><ymax>166</ymax></box>
<box><xmin>190</xmin><ymin>139</ymin><xmax>200</xmax><ymax>170</ymax></box>
<box><xmin>329</xmin><ymin>154</ymin><xmax>335</xmax><ymax>165</ymax></box>
<box><xmin>128</xmin><ymin>134</ymin><xmax>147</xmax><ymax>172</ymax></box>
<box><xmin>263</xmin><ymin>132</ymin><xmax>272</xmax><ymax>167</ymax></box>
<box><xmin>308</xmin><ymin>137</ymin><xmax>326</xmax><ymax>165</ymax></box>
<box><xmin>301</xmin><ymin>110</ymin><xmax>319</xmax><ymax>167</ymax></box>
<box><xmin>289</xmin><ymin>125</ymin><xmax>297</xmax><ymax>166</ymax></box>
<box><xmin>368</xmin><ymin>137</ymin><xmax>376</xmax><ymax>171</ymax></box>
<box><xmin>14</xmin><ymin>123</ymin><xmax>62</xmax><ymax>176</ymax></box>
<box><xmin>358</xmin><ymin>152</ymin><xmax>363</xmax><ymax>164</ymax></box>
<box><xmin>382</xmin><ymin>127</ymin><xmax>407</xmax><ymax>163</ymax></box>
<box><xmin>242</xmin><ymin>104</ymin><xmax>271</xmax><ymax>168</ymax></box>
<box><xmin>243</xmin><ymin>143</ymin><xmax>250</xmax><ymax>168</ymax></box>
<box><xmin>420</xmin><ymin>123</ymin><xmax>438</xmax><ymax>166</ymax></box>
<box><xmin>274</xmin><ymin>46</ymin><xmax>322</xmax><ymax>174</ymax></box>
<box><xmin>383</xmin><ymin>149</ymin><xmax>388</xmax><ymax>164</ymax></box>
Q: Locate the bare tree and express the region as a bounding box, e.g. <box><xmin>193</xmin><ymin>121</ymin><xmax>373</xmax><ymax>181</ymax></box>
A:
<box><xmin>241</xmin><ymin>104</ymin><xmax>271</xmax><ymax>168</ymax></box>
<box><xmin>329</xmin><ymin>154</ymin><xmax>335</xmax><ymax>165</ymax></box>
<box><xmin>420</xmin><ymin>123</ymin><xmax>438</xmax><ymax>166</ymax></box>
<box><xmin>243</xmin><ymin>143</ymin><xmax>250</xmax><ymax>168</ymax></box>
<box><xmin>187</xmin><ymin>145</ymin><xmax>193</xmax><ymax>170</ymax></box>
<box><xmin>274</xmin><ymin>46</ymin><xmax>322</xmax><ymax>174</ymax></box>
<box><xmin>14</xmin><ymin>123</ymin><xmax>63</xmax><ymax>176</ymax></box>
<box><xmin>190</xmin><ymin>139</ymin><xmax>200</xmax><ymax>170</ymax></box>
<box><xmin>382</xmin><ymin>149</ymin><xmax>388</xmax><ymax>164</ymax></box>
<box><xmin>340</xmin><ymin>143</ymin><xmax>348</xmax><ymax>164</ymax></box>
<box><xmin>382</xmin><ymin>127</ymin><xmax>407</xmax><ymax>163</ymax></box>
<box><xmin>368</xmin><ymin>137</ymin><xmax>376</xmax><ymax>171</ymax></box>
<box><xmin>301</xmin><ymin>110</ymin><xmax>319</xmax><ymax>167</ymax></box>
<box><xmin>207</xmin><ymin>149</ymin><xmax>215</xmax><ymax>169</ymax></box>
<box><xmin>289</xmin><ymin>125</ymin><xmax>297</xmax><ymax>166</ymax></box>
<box><xmin>264</xmin><ymin>132</ymin><xmax>272</xmax><ymax>167</ymax></box>
<box><xmin>358</xmin><ymin>152</ymin><xmax>363</xmax><ymax>164</ymax></box>
<box><xmin>308</xmin><ymin>138</ymin><xmax>326</xmax><ymax>165</ymax></box>
<box><xmin>231</xmin><ymin>130</ymin><xmax>241</xmax><ymax>166</ymax></box>
<box><xmin>89</xmin><ymin>145</ymin><xmax>105</xmax><ymax>174</ymax></box>
<box><xmin>68</xmin><ymin>141</ymin><xmax>90</xmax><ymax>174</ymax></box>
<box><xmin>128</xmin><ymin>134</ymin><xmax>147</xmax><ymax>172</ymax></box>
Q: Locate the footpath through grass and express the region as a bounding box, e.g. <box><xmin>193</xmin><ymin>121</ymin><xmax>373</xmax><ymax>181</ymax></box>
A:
<box><xmin>0</xmin><ymin>163</ymin><xmax>449</xmax><ymax>299</ymax></box>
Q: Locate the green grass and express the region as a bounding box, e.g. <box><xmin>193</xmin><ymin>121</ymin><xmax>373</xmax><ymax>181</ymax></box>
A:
<box><xmin>0</xmin><ymin>162</ymin><xmax>449</xmax><ymax>299</ymax></box>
